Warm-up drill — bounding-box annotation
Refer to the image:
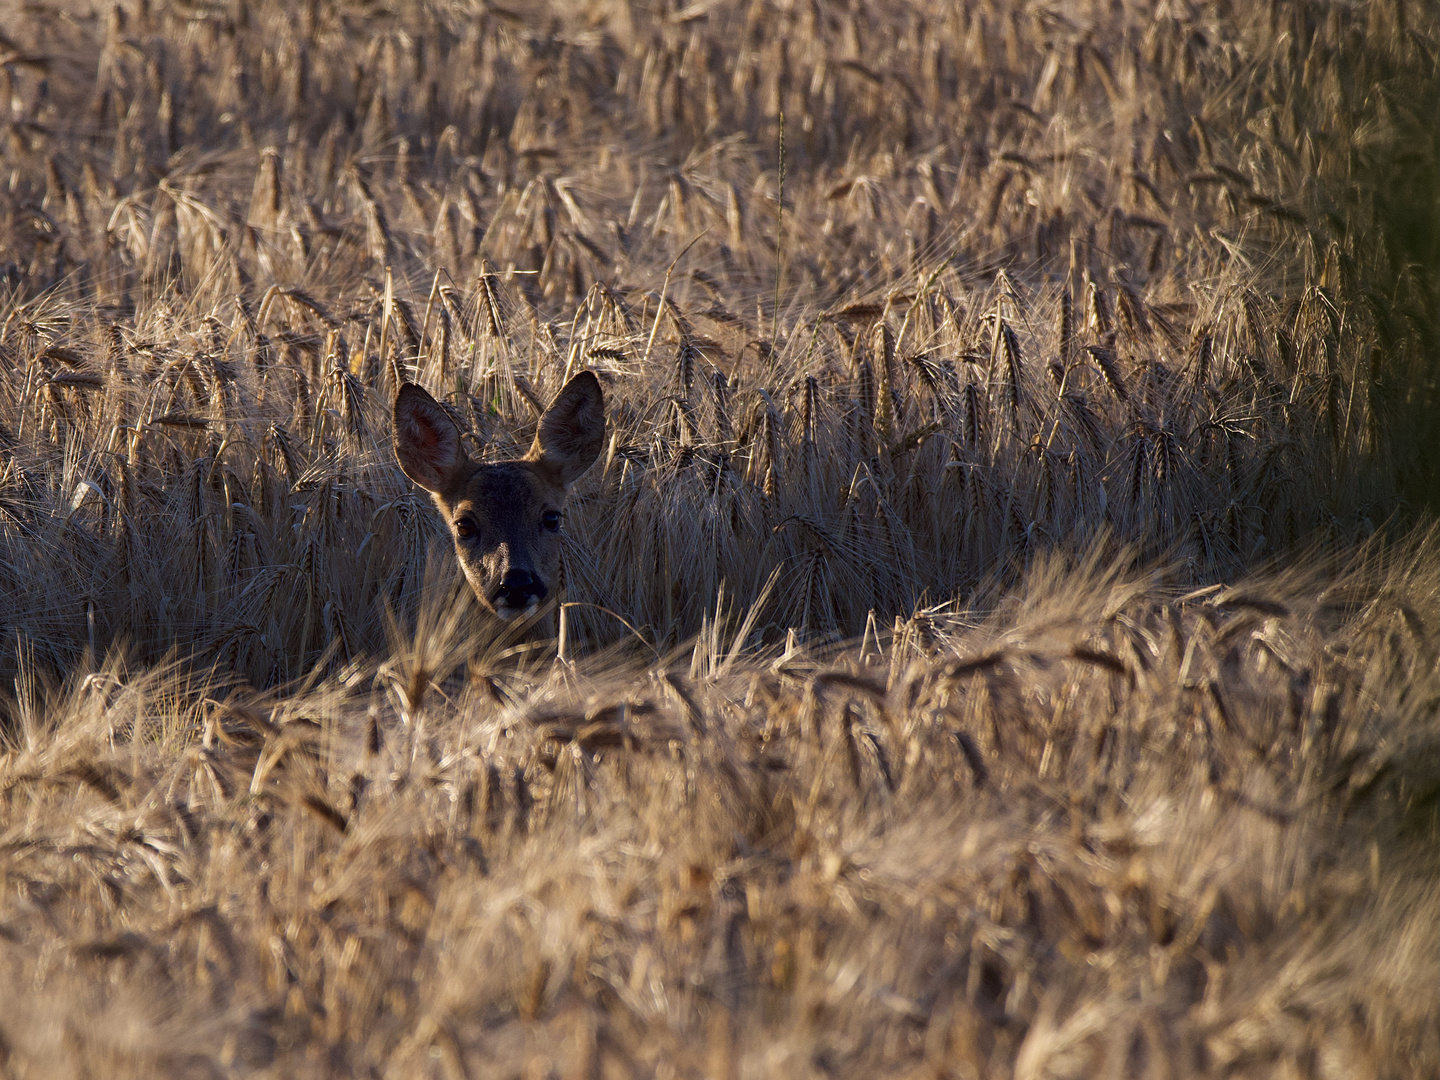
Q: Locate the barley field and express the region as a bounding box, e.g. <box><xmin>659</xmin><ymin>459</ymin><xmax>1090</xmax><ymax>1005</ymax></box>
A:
<box><xmin>0</xmin><ymin>1</ymin><xmax>1437</xmax><ymax>1077</ymax></box>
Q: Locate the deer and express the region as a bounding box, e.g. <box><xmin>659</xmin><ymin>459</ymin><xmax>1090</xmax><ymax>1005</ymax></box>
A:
<box><xmin>392</xmin><ymin>372</ymin><xmax>605</xmax><ymax>629</ymax></box>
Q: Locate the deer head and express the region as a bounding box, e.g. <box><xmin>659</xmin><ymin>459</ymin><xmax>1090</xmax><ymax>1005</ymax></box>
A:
<box><xmin>393</xmin><ymin>372</ymin><xmax>605</xmax><ymax>623</ymax></box>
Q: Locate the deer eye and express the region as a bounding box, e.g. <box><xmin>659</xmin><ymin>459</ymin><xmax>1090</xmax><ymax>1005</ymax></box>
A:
<box><xmin>454</xmin><ymin>519</ymin><xmax>476</xmax><ymax>540</ymax></box>
<box><xmin>541</xmin><ymin>510</ymin><xmax>561</xmax><ymax>532</ymax></box>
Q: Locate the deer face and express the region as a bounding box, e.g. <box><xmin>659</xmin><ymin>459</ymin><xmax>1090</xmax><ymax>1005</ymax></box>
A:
<box><xmin>393</xmin><ymin>373</ymin><xmax>605</xmax><ymax>622</ymax></box>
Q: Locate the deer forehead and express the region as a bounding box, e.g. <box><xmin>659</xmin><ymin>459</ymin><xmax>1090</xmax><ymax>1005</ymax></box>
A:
<box><xmin>441</xmin><ymin>461</ymin><xmax>565</xmax><ymax>522</ymax></box>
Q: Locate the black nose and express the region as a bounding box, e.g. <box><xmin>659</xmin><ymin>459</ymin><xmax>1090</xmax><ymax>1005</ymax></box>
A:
<box><xmin>494</xmin><ymin>568</ymin><xmax>547</xmax><ymax>608</ymax></box>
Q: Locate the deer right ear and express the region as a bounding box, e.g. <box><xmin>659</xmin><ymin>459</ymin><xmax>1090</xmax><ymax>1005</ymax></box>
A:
<box><xmin>394</xmin><ymin>383</ymin><xmax>468</xmax><ymax>494</ymax></box>
<box><xmin>528</xmin><ymin>371</ymin><xmax>605</xmax><ymax>488</ymax></box>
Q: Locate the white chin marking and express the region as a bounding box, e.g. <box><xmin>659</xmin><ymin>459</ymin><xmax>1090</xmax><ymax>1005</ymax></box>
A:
<box><xmin>495</xmin><ymin>603</ymin><xmax>538</xmax><ymax>622</ymax></box>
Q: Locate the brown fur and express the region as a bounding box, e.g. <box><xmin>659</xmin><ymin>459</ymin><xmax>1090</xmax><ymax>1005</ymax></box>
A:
<box><xmin>393</xmin><ymin>372</ymin><xmax>605</xmax><ymax>623</ymax></box>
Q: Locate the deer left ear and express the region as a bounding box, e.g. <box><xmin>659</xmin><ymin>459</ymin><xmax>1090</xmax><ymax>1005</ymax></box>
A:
<box><xmin>394</xmin><ymin>383</ymin><xmax>469</xmax><ymax>494</ymax></box>
<box><xmin>529</xmin><ymin>371</ymin><xmax>605</xmax><ymax>488</ymax></box>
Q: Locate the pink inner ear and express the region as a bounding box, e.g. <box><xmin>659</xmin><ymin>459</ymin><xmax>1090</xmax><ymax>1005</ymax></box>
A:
<box><xmin>412</xmin><ymin>420</ymin><xmax>439</xmax><ymax>451</ymax></box>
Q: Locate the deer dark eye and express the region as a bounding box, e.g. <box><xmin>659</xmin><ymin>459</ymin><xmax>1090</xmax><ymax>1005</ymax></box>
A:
<box><xmin>454</xmin><ymin>519</ymin><xmax>476</xmax><ymax>540</ymax></box>
<box><xmin>541</xmin><ymin>510</ymin><xmax>561</xmax><ymax>532</ymax></box>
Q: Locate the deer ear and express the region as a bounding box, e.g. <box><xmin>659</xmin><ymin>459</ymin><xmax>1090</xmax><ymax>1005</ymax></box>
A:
<box><xmin>394</xmin><ymin>383</ymin><xmax>468</xmax><ymax>494</ymax></box>
<box><xmin>529</xmin><ymin>371</ymin><xmax>605</xmax><ymax>488</ymax></box>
